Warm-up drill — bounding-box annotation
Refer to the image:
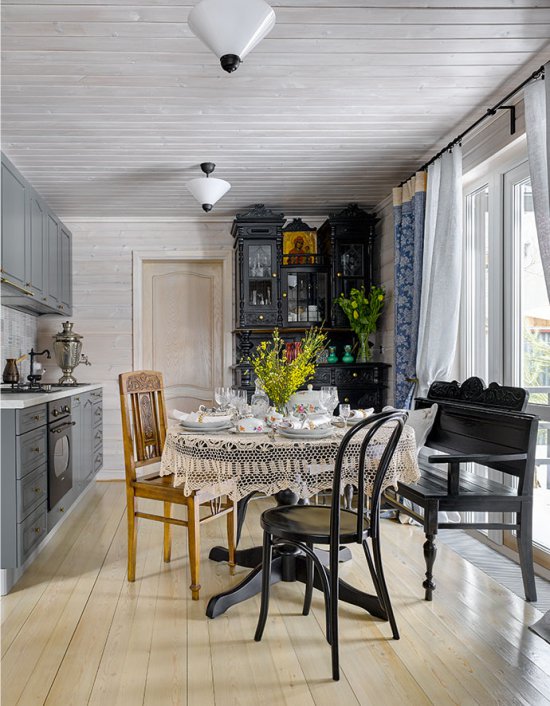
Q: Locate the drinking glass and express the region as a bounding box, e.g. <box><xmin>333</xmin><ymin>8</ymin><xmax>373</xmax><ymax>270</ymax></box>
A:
<box><xmin>214</xmin><ymin>386</ymin><xmax>224</xmax><ymax>409</ymax></box>
<box><xmin>339</xmin><ymin>403</ymin><xmax>351</xmax><ymax>425</ymax></box>
<box><xmin>321</xmin><ymin>386</ymin><xmax>339</xmax><ymax>415</ymax></box>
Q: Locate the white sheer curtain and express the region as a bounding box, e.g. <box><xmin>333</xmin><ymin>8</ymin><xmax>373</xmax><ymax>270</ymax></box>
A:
<box><xmin>416</xmin><ymin>146</ymin><xmax>463</xmax><ymax>397</ymax></box>
<box><xmin>524</xmin><ymin>64</ymin><xmax>550</xmax><ymax>297</ymax></box>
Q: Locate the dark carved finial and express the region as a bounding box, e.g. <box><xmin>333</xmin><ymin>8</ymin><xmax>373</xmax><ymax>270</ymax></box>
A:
<box><xmin>235</xmin><ymin>204</ymin><xmax>285</xmax><ymax>222</ymax></box>
<box><xmin>283</xmin><ymin>217</ymin><xmax>316</xmax><ymax>232</ymax></box>
<box><xmin>426</xmin><ymin>376</ymin><xmax>528</xmax><ymax>411</ymax></box>
<box><xmin>327</xmin><ymin>203</ymin><xmax>378</xmax><ymax>224</ymax></box>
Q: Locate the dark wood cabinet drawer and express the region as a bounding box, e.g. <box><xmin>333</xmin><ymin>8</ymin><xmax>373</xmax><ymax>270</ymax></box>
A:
<box><xmin>335</xmin><ymin>367</ymin><xmax>375</xmax><ymax>386</ymax></box>
<box><xmin>16</xmin><ymin>404</ymin><xmax>47</xmax><ymax>435</ymax></box>
<box><xmin>312</xmin><ymin>368</ymin><xmax>333</xmax><ymax>385</ymax></box>
<box><xmin>17</xmin><ymin>501</ymin><xmax>47</xmax><ymax>565</ymax></box>
<box><xmin>242</xmin><ymin>310</ymin><xmax>278</xmax><ymax>327</ymax></box>
<box><xmin>17</xmin><ymin>426</ymin><xmax>48</xmax><ymax>478</ymax></box>
<box><xmin>18</xmin><ymin>464</ymin><xmax>47</xmax><ymax>520</ymax></box>
<box><xmin>93</xmin><ymin>402</ymin><xmax>102</xmax><ymax>428</ymax></box>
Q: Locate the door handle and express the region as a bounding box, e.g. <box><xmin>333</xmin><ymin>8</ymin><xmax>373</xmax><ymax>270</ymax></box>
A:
<box><xmin>50</xmin><ymin>421</ymin><xmax>76</xmax><ymax>434</ymax></box>
<box><xmin>1</xmin><ymin>277</ymin><xmax>34</xmax><ymax>296</ymax></box>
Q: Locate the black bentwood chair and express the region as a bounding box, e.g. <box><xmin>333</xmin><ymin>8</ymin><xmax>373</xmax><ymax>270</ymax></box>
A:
<box><xmin>254</xmin><ymin>411</ymin><xmax>408</xmax><ymax>681</ymax></box>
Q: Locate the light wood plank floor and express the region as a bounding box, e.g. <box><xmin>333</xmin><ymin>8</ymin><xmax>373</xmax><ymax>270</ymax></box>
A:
<box><xmin>2</xmin><ymin>481</ymin><xmax>550</xmax><ymax>706</ymax></box>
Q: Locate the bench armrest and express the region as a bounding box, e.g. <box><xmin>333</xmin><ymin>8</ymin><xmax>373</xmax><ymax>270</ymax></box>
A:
<box><xmin>427</xmin><ymin>452</ymin><xmax>527</xmax><ymax>465</ymax></box>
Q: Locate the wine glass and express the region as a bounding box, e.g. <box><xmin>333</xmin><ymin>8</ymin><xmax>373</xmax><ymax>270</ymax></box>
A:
<box><xmin>339</xmin><ymin>403</ymin><xmax>351</xmax><ymax>425</ymax></box>
<box><xmin>321</xmin><ymin>386</ymin><xmax>339</xmax><ymax>415</ymax></box>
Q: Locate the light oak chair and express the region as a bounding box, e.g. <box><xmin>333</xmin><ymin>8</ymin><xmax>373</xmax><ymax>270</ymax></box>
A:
<box><xmin>119</xmin><ymin>370</ymin><xmax>236</xmax><ymax>600</ymax></box>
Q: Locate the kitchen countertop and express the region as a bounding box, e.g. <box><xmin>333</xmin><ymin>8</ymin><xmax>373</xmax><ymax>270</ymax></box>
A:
<box><xmin>0</xmin><ymin>384</ymin><xmax>102</xmax><ymax>409</ymax></box>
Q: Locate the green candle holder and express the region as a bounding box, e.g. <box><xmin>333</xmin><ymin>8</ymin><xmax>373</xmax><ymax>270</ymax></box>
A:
<box><xmin>327</xmin><ymin>346</ymin><xmax>339</xmax><ymax>364</ymax></box>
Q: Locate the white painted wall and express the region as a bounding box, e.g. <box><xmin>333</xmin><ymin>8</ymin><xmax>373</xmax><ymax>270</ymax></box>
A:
<box><xmin>37</xmin><ymin>218</ymin><xmax>234</xmax><ymax>476</ymax></box>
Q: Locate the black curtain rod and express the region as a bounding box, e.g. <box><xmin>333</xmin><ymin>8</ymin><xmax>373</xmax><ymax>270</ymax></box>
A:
<box><xmin>399</xmin><ymin>64</ymin><xmax>546</xmax><ymax>187</ymax></box>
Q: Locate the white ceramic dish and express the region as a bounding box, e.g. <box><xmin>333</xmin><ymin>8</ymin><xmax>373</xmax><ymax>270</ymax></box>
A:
<box><xmin>230</xmin><ymin>428</ymin><xmax>268</xmax><ymax>435</ymax></box>
<box><xmin>278</xmin><ymin>427</ymin><xmax>334</xmax><ymax>440</ymax></box>
<box><xmin>179</xmin><ymin>421</ymin><xmax>232</xmax><ymax>432</ymax></box>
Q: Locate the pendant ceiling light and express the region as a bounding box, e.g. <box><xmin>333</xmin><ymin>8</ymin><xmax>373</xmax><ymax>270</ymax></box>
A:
<box><xmin>188</xmin><ymin>0</ymin><xmax>276</xmax><ymax>73</ymax></box>
<box><xmin>187</xmin><ymin>162</ymin><xmax>231</xmax><ymax>212</ymax></box>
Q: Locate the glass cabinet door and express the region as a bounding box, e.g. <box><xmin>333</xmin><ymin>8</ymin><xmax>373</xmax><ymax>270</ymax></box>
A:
<box><xmin>247</xmin><ymin>243</ymin><xmax>275</xmax><ymax>307</ymax></box>
<box><xmin>336</xmin><ymin>242</ymin><xmax>365</xmax><ymax>296</ymax></box>
<box><xmin>283</xmin><ymin>269</ymin><xmax>328</xmax><ymax>326</ymax></box>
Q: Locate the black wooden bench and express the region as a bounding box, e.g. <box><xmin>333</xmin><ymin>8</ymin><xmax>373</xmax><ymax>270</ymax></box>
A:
<box><xmin>383</xmin><ymin>377</ymin><xmax>539</xmax><ymax>602</ymax></box>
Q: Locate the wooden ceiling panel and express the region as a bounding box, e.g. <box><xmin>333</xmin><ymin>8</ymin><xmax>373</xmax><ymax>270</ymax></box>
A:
<box><xmin>2</xmin><ymin>1</ymin><xmax>549</xmax><ymax>217</ymax></box>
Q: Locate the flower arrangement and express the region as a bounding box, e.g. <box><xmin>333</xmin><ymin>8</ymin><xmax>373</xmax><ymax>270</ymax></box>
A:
<box><xmin>250</xmin><ymin>327</ymin><xmax>327</xmax><ymax>412</ymax></box>
<box><xmin>337</xmin><ymin>285</ymin><xmax>385</xmax><ymax>361</ymax></box>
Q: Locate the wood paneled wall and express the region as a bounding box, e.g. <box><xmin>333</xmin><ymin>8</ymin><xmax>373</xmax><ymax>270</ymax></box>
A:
<box><xmin>37</xmin><ymin>218</ymin><xmax>234</xmax><ymax>476</ymax></box>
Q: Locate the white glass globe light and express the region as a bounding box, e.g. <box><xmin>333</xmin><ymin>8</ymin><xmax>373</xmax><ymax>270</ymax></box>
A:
<box><xmin>188</xmin><ymin>0</ymin><xmax>276</xmax><ymax>73</ymax></box>
<box><xmin>186</xmin><ymin>163</ymin><xmax>231</xmax><ymax>212</ymax></box>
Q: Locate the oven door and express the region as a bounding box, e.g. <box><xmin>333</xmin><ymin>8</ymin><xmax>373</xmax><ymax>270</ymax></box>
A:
<box><xmin>48</xmin><ymin>419</ymin><xmax>75</xmax><ymax>509</ymax></box>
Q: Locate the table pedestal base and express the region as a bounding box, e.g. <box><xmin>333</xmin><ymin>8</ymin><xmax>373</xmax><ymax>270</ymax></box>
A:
<box><xmin>206</xmin><ymin>489</ymin><xmax>385</xmax><ymax>621</ymax></box>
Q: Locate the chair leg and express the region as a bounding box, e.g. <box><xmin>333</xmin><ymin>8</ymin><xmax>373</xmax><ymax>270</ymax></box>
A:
<box><xmin>329</xmin><ymin>543</ymin><xmax>340</xmax><ymax>681</ymax></box>
<box><xmin>369</xmin><ymin>536</ymin><xmax>399</xmax><ymax>640</ymax></box>
<box><xmin>302</xmin><ymin>542</ymin><xmax>314</xmax><ymax>616</ymax></box>
<box><xmin>517</xmin><ymin>505</ymin><xmax>537</xmax><ymax>602</ymax></box>
<box><xmin>423</xmin><ymin>533</ymin><xmax>437</xmax><ymax>601</ymax></box>
<box><xmin>127</xmin><ymin>489</ymin><xmax>138</xmax><ymax>582</ymax></box>
<box><xmin>187</xmin><ymin>494</ymin><xmax>201</xmax><ymax>600</ymax></box>
<box><xmin>227</xmin><ymin>497</ymin><xmax>237</xmax><ymax>575</ymax></box>
<box><xmin>254</xmin><ymin>530</ymin><xmax>273</xmax><ymax>642</ymax></box>
<box><xmin>163</xmin><ymin>502</ymin><xmax>172</xmax><ymax>563</ymax></box>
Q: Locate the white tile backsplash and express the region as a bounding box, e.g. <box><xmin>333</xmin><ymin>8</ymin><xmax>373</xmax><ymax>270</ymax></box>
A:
<box><xmin>1</xmin><ymin>306</ymin><xmax>38</xmax><ymax>380</ymax></box>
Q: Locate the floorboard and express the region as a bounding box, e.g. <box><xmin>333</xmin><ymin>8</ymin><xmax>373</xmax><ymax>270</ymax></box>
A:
<box><xmin>1</xmin><ymin>481</ymin><xmax>549</xmax><ymax>706</ymax></box>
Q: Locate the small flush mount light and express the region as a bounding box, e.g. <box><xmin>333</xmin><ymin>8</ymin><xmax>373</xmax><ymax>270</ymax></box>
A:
<box><xmin>187</xmin><ymin>162</ymin><xmax>231</xmax><ymax>212</ymax></box>
<box><xmin>188</xmin><ymin>0</ymin><xmax>276</xmax><ymax>74</ymax></box>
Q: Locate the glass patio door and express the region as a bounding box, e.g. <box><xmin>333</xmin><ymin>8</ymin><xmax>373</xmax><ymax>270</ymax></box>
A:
<box><xmin>463</xmin><ymin>145</ymin><xmax>550</xmax><ymax>568</ymax></box>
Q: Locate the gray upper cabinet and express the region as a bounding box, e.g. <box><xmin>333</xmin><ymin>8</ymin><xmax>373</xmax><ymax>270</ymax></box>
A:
<box><xmin>47</xmin><ymin>214</ymin><xmax>59</xmax><ymax>307</ymax></box>
<box><xmin>28</xmin><ymin>192</ymin><xmax>47</xmax><ymax>300</ymax></box>
<box><xmin>59</xmin><ymin>225</ymin><xmax>72</xmax><ymax>313</ymax></box>
<box><xmin>1</xmin><ymin>152</ymin><xmax>72</xmax><ymax>316</ymax></box>
<box><xmin>1</xmin><ymin>157</ymin><xmax>29</xmax><ymax>292</ymax></box>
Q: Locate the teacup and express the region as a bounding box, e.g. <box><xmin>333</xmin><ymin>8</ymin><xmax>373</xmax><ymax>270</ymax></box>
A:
<box><xmin>265</xmin><ymin>409</ymin><xmax>284</xmax><ymax>426</ymax></box>
<box><xmin>236</xmin><ymin>417</ymin><xmax>265</xmax><ymax>433</ymax></box>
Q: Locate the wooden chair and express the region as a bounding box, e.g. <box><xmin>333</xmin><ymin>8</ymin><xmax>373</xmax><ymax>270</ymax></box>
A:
<box><xmin>119</xmin><ymin>370</ymin><xmax>236</xmax><ymax>600</ymax></box>
<box><xmin>254</xmin><ymin>411</ymin><xmax>408</xmax><ymax>681</ymax></box>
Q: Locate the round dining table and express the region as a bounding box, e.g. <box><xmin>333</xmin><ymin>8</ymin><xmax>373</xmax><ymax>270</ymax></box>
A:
<box><xmin>160</xmin><ymin>423</ymin><xmax>420</xmax><ymax>618</ymax></box>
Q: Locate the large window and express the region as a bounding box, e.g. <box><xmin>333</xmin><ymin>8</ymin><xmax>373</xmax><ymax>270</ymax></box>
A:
<box><xmin>463</xmin><ymin>138</ymin><xmax>550</xmax><ymax>566</ymax></box>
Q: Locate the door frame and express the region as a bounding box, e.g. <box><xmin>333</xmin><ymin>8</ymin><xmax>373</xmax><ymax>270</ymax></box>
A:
<box><xmin>132</xmin><ymin>248</ymin><xmax>234</xmax><ymax>385</ymax></box>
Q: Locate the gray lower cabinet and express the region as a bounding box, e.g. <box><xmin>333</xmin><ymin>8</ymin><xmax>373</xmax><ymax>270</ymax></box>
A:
<box><xmin>1</xmin><ymin>152</ymin><xmax>73</xmax><ymax>316</ymax></box>
<box><xmin>1</xmin><ymin>405</ymin><xmax>48</xmax><ymax>569</ymax></box>
<box><xmin>1</xmin><ymin>389</ymin><xmax>103</xmax><ymax>573</ymax></box>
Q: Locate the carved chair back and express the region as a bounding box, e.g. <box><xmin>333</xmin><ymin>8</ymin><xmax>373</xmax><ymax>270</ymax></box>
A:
<box><xmin>119</xmin><ymin>370</ymin><xmax>168</xmax><ymax>481</ymax></box>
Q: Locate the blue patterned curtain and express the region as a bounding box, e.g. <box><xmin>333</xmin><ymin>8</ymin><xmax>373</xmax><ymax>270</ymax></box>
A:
<box><xmin>393</xmin><ymin>172</ymin><xmax>427</xmax><ymax>408</ymax></box>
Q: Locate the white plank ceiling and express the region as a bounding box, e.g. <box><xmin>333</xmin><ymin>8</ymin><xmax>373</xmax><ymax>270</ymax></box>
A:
<box><xmin>2</xmin><ymin>0</ymin><xmax>550</xmax><ymax>217</ymax></box>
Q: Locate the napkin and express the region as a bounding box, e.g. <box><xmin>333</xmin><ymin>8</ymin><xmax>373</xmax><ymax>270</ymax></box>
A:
<box><xmin>349</xmin><ymin>408</ymin><xmax>374</xmax><ymax>420</ymax></box>
<box><xmin>279</xmin><ymin>415</ymin><xmax>331</xmax><ymax>431</ymax></box>
<box><xmin>170</xmin><ymin>409</ymin><xmax>232</xmax><ymax>425</ymax></box>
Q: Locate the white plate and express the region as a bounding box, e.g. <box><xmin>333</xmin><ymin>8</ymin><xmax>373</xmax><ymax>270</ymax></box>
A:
<box><xmin>278</xmin><ymin>428</ymin><xmax>334</xmax><ymax>440</ymax></box>
<box><xmin>179</xmin><ymin>419</ymin><xmax>230</xmax><ymax>430</ymax></box>
<box><xmin>179</xmin><ymin>422</ymin><xmax>232</xmax><ymax>433</ymax></box>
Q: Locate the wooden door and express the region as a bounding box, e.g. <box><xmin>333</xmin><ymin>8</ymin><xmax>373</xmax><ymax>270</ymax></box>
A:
<box><xmin>141</xmin><ymin>260</ymin><xmax>224</xmax><ymax>412</ymax></box>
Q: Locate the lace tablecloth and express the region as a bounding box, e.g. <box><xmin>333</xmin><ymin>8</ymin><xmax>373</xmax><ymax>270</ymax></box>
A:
<box><xmin>160</xmin><ymin>424</ymin><xmax>420</xmax><ymax>501</ymax></box>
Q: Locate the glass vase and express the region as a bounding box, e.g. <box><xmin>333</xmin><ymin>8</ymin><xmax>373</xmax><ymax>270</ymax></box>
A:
<box><xmin>356</xmin><ymin>332</ymin><xmax>372</xmax><ymax>363</ymax></box>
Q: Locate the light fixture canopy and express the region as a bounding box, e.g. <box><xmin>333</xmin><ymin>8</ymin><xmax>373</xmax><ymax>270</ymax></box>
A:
<box><xmin>187</xmin><ymin>162</ymin><xmax>231</xmax><ymax>212</ymax></box>
<box><xmin>188</xmin><ymin>0</ymin><xmax>276</xmax><ymax>73</ymax></box>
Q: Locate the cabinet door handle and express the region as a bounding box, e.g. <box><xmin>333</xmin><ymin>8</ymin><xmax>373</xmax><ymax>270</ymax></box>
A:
<box><xmin>337</xmin><ymin>272</ymin><xmax>342</xmax><ymax>278</ymax></box>
<box><xmin>344</xmin><ymin>397</ymin><xmax>350</xmax><ymax>403</ymax></box>
<box><xmin>352</xmin><ymin>372</ymin><xmax>358</xmax><ymax>378</ymax></box>
<box><xmin>33</xmin><ymin>415</ymin><xmax>41</xmax><ymax>421</ymax></box>
<box><xmin>95</xmin><ymin>408</ymin><xmax>101</xmax><ymax>415</ymax></box>
<box><xmin>1</xmin><ymin>277</ymin><xmax>34</xmax><ymax>296</ymax></box>
<box><xmin>258</xmin><ymin>315</ymin><xmax>264</xmax><ymax>321</ymax></box>
<box><xmin>282</xmin><ymin>292</ymin><xmax>287</xmax><ymax>298</ymax></box>
<box><xmin>34</xmin><ymin>487</ymin><xmax>42</xmax><ymax>494</ymax></box>
<box><xmin>33</xmin><ymin>527</ymin><xmax>42</xmax><ymax>535</ymax></box>
<box><xmin>31</xmin><ymin>447</ymin><xmax>40</xmax><ymax>453</ymax></box>
<box><xmin>272</xmin><ymin>272</ymin><xmax>277</xmax><ymax>278</ymax></box>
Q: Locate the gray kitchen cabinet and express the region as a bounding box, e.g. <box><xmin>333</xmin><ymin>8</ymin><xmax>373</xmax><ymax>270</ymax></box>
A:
<box><xmin>0</xmin><ymin>152</ymin><xmax>73</xmax><ymax>316</ymax></box>
<box><xmin>59</xmin><ymin>225</ymin><xmax>72</xmax><ymax>314</ymax></box>
<box><xmin>28</xmin><ymin>191</ymin><xmax>48</xmax><ymax>301</ymax></box>
<box><xmin>1</xmin><ymin>156</ymin><xmax>29</xmax><ymax>292</ymax></box>
<box><xmin>47</xmin><ymin>214</ymin><xmax>59</xmax><ymax>307</ymax></box>
<box><xmin>1</xmin><ymin>407</ymin><xmax>48</xmax><ymax>569</ymax></box>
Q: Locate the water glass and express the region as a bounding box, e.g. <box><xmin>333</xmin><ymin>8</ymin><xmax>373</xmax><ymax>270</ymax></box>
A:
<box><xmin>321</xmin><ymin>386</ymin><xmax>339</xmax><ymax>414</ymax></box>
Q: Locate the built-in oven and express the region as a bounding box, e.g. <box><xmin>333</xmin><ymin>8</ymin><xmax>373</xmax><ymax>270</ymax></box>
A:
<box><xmin>48</xmin><ymin>398</ymin><xmax>74</xmax><ymax>509</ymax></box>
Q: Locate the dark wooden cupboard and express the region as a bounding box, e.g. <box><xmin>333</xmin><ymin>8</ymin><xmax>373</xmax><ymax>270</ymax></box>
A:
<box><xmin>232</xmin><ymin>204</ymin><xmax>388</xmax><ymax>410</ymax></box>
